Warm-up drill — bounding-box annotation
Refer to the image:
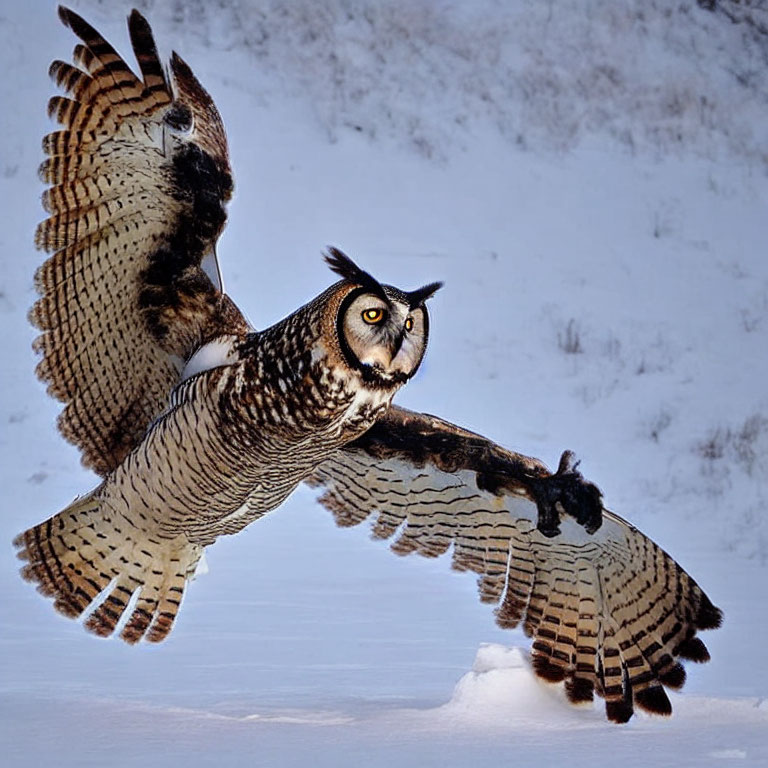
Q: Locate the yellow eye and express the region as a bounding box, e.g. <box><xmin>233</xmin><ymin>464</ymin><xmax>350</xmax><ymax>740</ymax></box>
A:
<box><xmin>404</xmin><ymin>317</ymin><xmax>414</xmax><ymax>332</ymax></box>
<box><xmin>362</xmin><ymin>308</ymin><xmax>385</xmax><ymax>324</ymax></box>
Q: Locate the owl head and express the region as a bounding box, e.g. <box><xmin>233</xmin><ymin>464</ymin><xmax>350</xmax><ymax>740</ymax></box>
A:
<box><xmin>325</xmin><ymin>248</ymin><xmax>442</xmax><ymax>387</ymax></box>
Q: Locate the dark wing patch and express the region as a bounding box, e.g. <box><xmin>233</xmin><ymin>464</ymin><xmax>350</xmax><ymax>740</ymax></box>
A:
<box><xmin>308</xmin><ymin>406</ymin><xmax>722</xmax><ymax>723</ymax></box>
<box><xmin>32</xmin><ymin>7</ymin><xmax>250</xmax><ymax>476</ymax></box>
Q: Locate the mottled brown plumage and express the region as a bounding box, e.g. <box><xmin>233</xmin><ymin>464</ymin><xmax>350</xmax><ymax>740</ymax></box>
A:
<box><xmin>309</xmin><ymin>407</ymin><xmax>722</xmax><ymax>722</ymax></box>
<box><xmin>15</xmin><ymin>7</ymin><xmax>721</xmax><ymax>723</ymax></box>
<box><xmin>32</xmin><ymin>6</ymin><xmax>247</xmax><ymax>476</ymax></box>
<box><xmin>17</xmin><ymin>272</ymin><xmax>421</xmax><ymax>640</ymax></box>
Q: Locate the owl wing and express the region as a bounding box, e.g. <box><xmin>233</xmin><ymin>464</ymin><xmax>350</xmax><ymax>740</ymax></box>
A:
<box><xmin>32</xmin><ymin>7</ymin><xmax>250</xmax><ymax>476</ymax></box>
<box><xmin>308</xmin><ymin>405</ymin><xmax>723</xmax><ymax>723</ymax></box>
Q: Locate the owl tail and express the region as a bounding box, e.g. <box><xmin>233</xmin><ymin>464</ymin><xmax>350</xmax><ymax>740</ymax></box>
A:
<box><xmin>13</xmin><ymin>491</ymin><xmax>203</xmax><ymax>643</ymax></box>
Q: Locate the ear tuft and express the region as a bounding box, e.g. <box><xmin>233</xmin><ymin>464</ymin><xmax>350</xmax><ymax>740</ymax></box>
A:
<box><xmin>407</xmin><ymin>281</ymin><xmax>443</xmax><ymax>309</ymax></box>
<box><xmin>323</xmin><ymin>247</ymin><xmax>388</xmax><ymax>302</ymax></box>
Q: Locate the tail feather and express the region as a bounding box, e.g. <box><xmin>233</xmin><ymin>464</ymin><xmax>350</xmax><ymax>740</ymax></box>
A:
<box><xmin>14</xmin><ymin>493</ymin><xmax>202</xmax><ymax>643</ymax></box>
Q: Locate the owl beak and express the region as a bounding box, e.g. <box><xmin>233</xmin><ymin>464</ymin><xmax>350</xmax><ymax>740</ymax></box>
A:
<box><xmin>361</xmin><ymin>332</ymin><xmax>405</xmax><ymax>377</ymax></box>
<box><xmin>361</xmin><ymin>347</ymin><xmax>395</xmax><ymax>370</ymax></box>
<box><xmin>391</xmin><ymin>328</ymin><xmax>406</xmax><ymax>359</ymax></box>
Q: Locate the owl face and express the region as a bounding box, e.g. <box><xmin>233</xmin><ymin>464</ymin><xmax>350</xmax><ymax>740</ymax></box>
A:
<box><xmin>326</xmin><ymin>248</ymin><xmax>442</xmax><ymax>387</ymax></box>
<box><xmin>338</xmin><ymin>288</ymin><xmax>429</xmax><ymax>384</ymax></box>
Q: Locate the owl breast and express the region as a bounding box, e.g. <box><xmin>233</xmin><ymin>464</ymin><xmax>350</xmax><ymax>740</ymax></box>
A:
<box><xmin>141</xmin><ymin>337</ymin><xmax>395</xmax><ymax>543</ymax></box>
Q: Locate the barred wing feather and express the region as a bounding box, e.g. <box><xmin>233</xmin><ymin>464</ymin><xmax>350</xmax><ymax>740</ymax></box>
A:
<box><xmin>32</xmin><ymin>7</ymin><xmax>249</xmax><ymax>476</ymax></box>
<box><xmin>309</xmin><ymin>406</ymin><xmax>722</xmax><ymax>723</ymax></box>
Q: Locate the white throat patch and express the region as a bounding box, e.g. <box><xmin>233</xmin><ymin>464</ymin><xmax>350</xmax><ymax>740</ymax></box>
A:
<box><xmin>181</xmin><ymin>335</ymin><xmax>240</xmax><ymax>382</ymax></box>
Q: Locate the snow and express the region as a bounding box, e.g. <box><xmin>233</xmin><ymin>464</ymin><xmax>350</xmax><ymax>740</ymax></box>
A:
<box><xmin>1</xmin><ymin>1</ymin><xmax>767</xmax><ymax>766</ymax></box>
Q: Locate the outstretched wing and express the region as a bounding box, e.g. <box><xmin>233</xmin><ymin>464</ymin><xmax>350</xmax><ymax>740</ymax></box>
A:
<box><xmin>32</xmin><ymin>7</ymin><xmax>250</xmax><ymax>476</ymax></box>
<box><xmin>308</xmin><ymin>406</ymin><xmax>722</xmax><ymax>723</ymax></box>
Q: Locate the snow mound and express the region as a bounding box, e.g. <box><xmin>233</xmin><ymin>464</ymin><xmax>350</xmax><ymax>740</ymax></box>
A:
<box><xmin>400</xmin><ymin>644</ymin><xmax>768</xmax><ymax>733</ymax></box>
<box><xmin>414</xmin><ymin>644</ymin><xmax>596</xmax><ymax>729</ymax></box>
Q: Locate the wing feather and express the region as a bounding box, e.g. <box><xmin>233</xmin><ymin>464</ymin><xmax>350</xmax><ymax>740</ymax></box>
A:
<box><xmin>33</xmin><ymin>7</ymin><xmax>250</xmax><ymax>475</ymax></box>
<box><xmin>308</xmin><ymin>405</ymin><xmax>722</xmax><ymax>722</ymax></box>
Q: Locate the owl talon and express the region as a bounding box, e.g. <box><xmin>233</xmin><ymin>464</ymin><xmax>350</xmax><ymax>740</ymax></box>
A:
<box><xmin>536</xmin><ymin>519</ymin><xmax>561</xmax><ymax>538</ymax></box>
<box><xmin>532</xmin><ymin>451</ymin><xmax>604</xmax><ymax>536</ymax></box>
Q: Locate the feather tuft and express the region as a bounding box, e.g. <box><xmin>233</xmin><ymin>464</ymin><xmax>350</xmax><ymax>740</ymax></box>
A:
<box><xmin>324</xmin><ymin>247</ymin><xmax>388</xmax><ymax>302</ymax></box>
<box><xmin>406</xmin><ymin>281</ymin><xmax>443</xmax><ymax>309</ymax></box>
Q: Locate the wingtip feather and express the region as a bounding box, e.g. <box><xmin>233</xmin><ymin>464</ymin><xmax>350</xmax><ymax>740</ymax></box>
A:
<box><xmin>634</xmin><ymin>685</ymin><xmax>673</xmax><ymax>716</ymax></box>
<box><xmin>531</xmin><ymin>653</ymin><xmax>567</xmax><ymax>683</ymax></box>
<box><xmin>697</xmin><ymin>593</ymin><xmax>724</xmax><ymax>630</ymax></box>
<box><xmin>605</xmin><ymin>699</ymin><xmax>634</xmax><ymax>724</ymax></box>
<box><xmin>674</xmin><ymin>636</ymin><xmax>711</xmax><ymax>663</ymax></box>
<box><xmin>58</xmin><ymin>5</ymin><xmax>96</xmax><ymax>41</ymax></box>
<box><xmin>128</xmin><ymin>8</ymin><xmax>168</xmax><ymax>91</ymax></box>
<box><xmin>658</xmin><ymin>662</ymin><xmax>687</xmax><ymax>689</ymax></box>
<box><xmin>57</xmin><ymin>5</ymin><xmax>74</xmax><ymax>27</ymax></box>
<box><xmin>565</xmin><ymin>676</ymin><xmax>595</xmax><ymax>705</ymax></box>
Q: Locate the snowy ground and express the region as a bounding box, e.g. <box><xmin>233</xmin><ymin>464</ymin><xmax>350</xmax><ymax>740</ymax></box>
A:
<box><xmin>1</xmin><ymin>1</ymin><xmax>767</xmax><ymax>766</ymax></box>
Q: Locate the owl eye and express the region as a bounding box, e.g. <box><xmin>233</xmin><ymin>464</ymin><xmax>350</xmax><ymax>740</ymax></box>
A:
<box><xmin>362</xmin><ymin>308</ymin><xmax>386</xmax><ymax>325</ymax></box>
<box><xmin>404</xmin><ymin>317</ymin><xmax>414</xmax><ymax>332</ymax></box>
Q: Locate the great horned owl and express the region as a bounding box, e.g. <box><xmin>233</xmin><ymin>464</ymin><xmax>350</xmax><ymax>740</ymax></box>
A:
<box><xmin>15</xmin><ymin>7</ymin><xmax>722</xmax><ymax>724</ymax></box>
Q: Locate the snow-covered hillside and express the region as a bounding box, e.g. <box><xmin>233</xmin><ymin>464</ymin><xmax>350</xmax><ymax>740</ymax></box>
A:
<box><xmin>1</xmin><ymin>1</ymin><xmax>766</xmax><ymax>766</ymax></box>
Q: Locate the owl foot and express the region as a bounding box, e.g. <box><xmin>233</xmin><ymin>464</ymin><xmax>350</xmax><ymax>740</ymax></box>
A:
<box><xmin>531</xmin><ymin>451</ymin><xmax>604</xmax><ymax>538</ymax></box>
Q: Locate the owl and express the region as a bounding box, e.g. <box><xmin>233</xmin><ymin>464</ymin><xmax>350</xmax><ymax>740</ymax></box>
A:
<box><xmin>15</xmin><ymin>7</ymin><xmax>722</xmax><ymax>724</ymax></box>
